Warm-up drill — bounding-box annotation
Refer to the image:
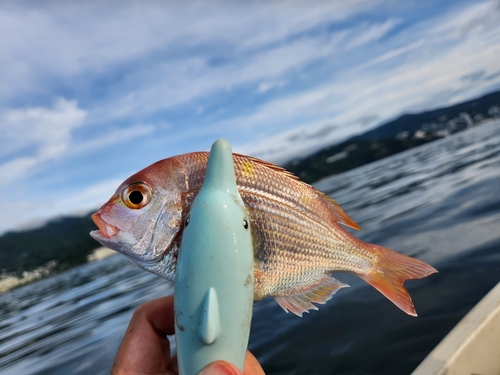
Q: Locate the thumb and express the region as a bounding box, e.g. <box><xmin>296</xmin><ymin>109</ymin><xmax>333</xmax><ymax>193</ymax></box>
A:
<box><xmin>199</xmin><ymin>360</ymin><xmax>243</xmax><ymax>375</ymax></box>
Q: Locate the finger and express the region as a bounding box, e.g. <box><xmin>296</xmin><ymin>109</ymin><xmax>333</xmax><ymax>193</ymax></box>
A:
<box><xmin>244</xmin><ymin>351</ymin><xmax>266</xmax><ymax>375</ymax></box>
<box><xmin>199</xmin><ymin>361</ymin><xmax>243</xmax><ymax>375</ymax></box>
<box><xmin>135</xmin><ymin>295</ymin><xmax>176</xmax><ymax>336</ymax></box>
<box><xmin>111</xmin><ymin>295</ymin><xmax>175</xmax><ymax>375</ymax></box>
<box><xmin>168</xmin><ymin>353</ymin><xmax>179</xmax><ymax>374</ymax></box>
<box><xmin>197</xmin><ymin>351</ymin><xmax>266</xmax><ymax>375</ymax></box>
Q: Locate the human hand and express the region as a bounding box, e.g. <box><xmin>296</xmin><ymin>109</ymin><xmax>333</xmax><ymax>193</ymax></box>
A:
<box><xmin>111</xmin><ymin>295</ymin><xmax>265</xmax><ymax>375</ymax></box>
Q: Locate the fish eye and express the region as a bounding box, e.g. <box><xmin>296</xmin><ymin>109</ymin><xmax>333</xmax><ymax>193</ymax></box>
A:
<box><xmin>122</xmin><ymin>182</ymin><xmax>152</xmax><ymax>209</ymax></box>
<box><xmin>243</xmin><ymin>218</ymin><xmax>249</xmax><ymax>230</ymax></box>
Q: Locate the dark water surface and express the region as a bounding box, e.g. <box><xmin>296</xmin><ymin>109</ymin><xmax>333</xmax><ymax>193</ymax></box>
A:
<box><xmin>1</xmin><ymin>120</ymin><xmax>499</xmax><ymax>375</ymax></box>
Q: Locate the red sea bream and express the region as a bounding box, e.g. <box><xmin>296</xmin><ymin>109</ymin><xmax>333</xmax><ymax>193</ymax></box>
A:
<box><xmin>90</xmin><ymin>152</ymin><xmax>437</xmax><ymax>317</ymax></box>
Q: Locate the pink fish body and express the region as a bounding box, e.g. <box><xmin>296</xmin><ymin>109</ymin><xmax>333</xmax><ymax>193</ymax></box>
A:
<box><xmin>91</xmin><ymin>152</ymin><xmax>436</xmax><ymax>317</ymax></box>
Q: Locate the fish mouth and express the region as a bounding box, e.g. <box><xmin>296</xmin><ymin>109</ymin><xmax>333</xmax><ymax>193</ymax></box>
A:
<box><xmin>90</xmin><ymin>212</ymin><xmax>163</xmax><ymax>269</ymax></box>
<box><xmin>91</xmin><ymin>213</ymin><xmax>118</xmax><ymax>239</ymax></box>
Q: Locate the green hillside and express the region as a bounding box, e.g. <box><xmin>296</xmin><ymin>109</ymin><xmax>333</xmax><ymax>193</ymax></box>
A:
<box><xmin>0</xmin><ymin>214</ymin><xmax>98</xmax><ymax>277</ymax></box>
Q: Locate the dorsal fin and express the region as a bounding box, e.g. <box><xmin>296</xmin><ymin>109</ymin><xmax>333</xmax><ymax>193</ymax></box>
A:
<box><xmin>274</xmin><ymin>275</ymin><xmax>349</xmax><ymax>317</ymax></box>
<box><xmin>321</xmin><ymin>193</ymin><xmax>361</xmax><ymax>230</ymax></box>
<box><xmin>232</xmin><ymin>152</ymin><xmax>359</xmax><ymax>230</ymax></box>
<box><xmin>233</xmin><ymin>153</ymin><xmax>301</xmax><ymax>181</ymax></box>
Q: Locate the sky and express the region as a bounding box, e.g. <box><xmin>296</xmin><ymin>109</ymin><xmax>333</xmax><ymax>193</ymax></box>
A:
<box><xmin>1</xmin><ymin>0</ymin><xmax>500</xmax><ymax>234</ymax></box>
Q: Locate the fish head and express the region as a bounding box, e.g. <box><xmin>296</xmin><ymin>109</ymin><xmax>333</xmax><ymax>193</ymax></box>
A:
<box><xmin>90</xmin><ymin>159</ymin><xmax>184</xmax><ymax>273</ymax></box>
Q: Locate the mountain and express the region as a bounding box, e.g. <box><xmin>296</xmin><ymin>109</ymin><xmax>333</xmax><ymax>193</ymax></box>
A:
<box><xmin>0</xmin><ymin>214</ymin><xmax>97</xmax><ymax>278</ymax></box>
<box><xmin>356</xmin><ymin>90</ymin><xmax>500</xmax><ymax>140</ymax></box>
<box><xmin>283</xmin><ymin>89</ymin><xmax>500</xmax><ymax>183</ymax></box>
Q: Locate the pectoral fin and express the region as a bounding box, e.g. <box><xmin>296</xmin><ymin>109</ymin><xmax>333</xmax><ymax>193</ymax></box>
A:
<box><xmin>275</xmin><ymin>275</ymin><xmax>349</xmax><ymax>317</ymax></box>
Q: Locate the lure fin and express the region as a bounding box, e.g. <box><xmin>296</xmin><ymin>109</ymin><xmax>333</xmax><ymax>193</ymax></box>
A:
<box><xmin>275</xmin><ymin>275</ymin><xmax>349</xmax><ymax>317</ymax></box>
<box><xmin>321</xmin><ymin>193</ymin><xmax>361</xmax><ymax>230</ymax></box>
<box><xmin>360</xmin><ymin>245</ymin><xmax>437</xmax><ymax>317</ymax></box>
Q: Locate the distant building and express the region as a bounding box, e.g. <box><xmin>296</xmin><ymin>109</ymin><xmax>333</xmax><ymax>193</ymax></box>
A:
<box><xmin>459</xmin><ymin>112</ymin><xmax>474</xmax><ymax>128</ymax></box>
<box><xmin>488</xmin><ymin>105</ymin><xmax>500</xmax><ymax>118</ymax></box>
<box><xmin>436</xmin><ymin>129</ymin><xmax>451</xmax><ymax>138</ymax></box>
<box><xmin>413</xmin><ymin>130</ymin><xmax>426</xmax><ymax>139</ymax></box>
<box><xmin>448</xmin><ymin>117</ymin><xmax>466</xmax><ymax>132</ymax></box>
<box><xmin>396</xmin><ymin>131</ymin><xmax>410</xmax><ymax>140</ymax></box>
<box><xmin>343</xmin><ymin>144</ymin><xmax>358</xmax><ymax>152</ymax></box>
<box><xmin>326</xmin><ymin>151</ymin><xmax>348</xmax><ymax>163</ymax></box>
<box><xmin>473</xmin><ymin>114</ymin><xmax>484</xmax><ymax>123</ymax></box>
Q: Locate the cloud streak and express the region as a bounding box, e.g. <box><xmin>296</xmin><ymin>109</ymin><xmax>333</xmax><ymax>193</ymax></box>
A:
<box><xmin>0</xmin><ymin>99</ymin><xmax>86</xmax><ymax>185</ymax></box>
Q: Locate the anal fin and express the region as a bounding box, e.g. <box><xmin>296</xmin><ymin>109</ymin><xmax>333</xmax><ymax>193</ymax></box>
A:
<box><xmin>275</xmin><ymin>275</ymin><xmax>349</xmax><ymax>317</ymax></box>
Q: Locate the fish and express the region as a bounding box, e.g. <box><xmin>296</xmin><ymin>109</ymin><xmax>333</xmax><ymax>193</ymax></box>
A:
<box><xmin>90</xmin><ymin>152</ymin><xmax>437</xmax><ymax>317</ymax></box>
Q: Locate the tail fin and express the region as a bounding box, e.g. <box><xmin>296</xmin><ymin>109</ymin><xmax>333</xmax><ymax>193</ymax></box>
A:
<box><xmin>359</xmin><ymin>245</ymin><xmax>437</xmax><ymax>316</ymax></box>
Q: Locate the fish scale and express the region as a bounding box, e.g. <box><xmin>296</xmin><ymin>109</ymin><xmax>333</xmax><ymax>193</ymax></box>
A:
<box><xmin>90</xmin><ymin>152</ymin><xmax>437</xmax><ymax>317</ymax></box>
<box><xmin>245</xmin><ymin>196</ymin><xmax>369</xmax><ymax>298</ymax></box>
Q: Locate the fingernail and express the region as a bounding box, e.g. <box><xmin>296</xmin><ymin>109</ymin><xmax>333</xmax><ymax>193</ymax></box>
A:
<box><xmin>199</xmin><ymin>360</ymin><xmax>242</xmax><ymax>375</ymax></box>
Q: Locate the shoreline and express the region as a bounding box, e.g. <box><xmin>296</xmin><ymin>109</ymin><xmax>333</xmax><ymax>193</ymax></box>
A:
<box><xmin>0</xmin><ymin>247</ymin><xmax>116</xmax><ymax>294</ymax></box>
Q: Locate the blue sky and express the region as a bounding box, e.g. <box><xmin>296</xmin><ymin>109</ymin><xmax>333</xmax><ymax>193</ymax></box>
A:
<box><xmin>1</xmin><ymin>0</ymin><xmax>500</xmax><ymax>234</ymax></box>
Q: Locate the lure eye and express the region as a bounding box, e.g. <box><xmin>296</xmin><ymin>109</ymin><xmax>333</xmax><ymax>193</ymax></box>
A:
<box><xmin>122</xmin><ymin>182</ymin><xmax>152</xmax><ymax>209</ymax></box>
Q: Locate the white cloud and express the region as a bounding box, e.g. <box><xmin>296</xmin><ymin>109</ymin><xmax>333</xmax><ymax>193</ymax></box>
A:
<box><xmin>430</xmin><ymin>0</ymin><xmax>500</xmax><ymax>41</ymax></box>
<box><xmin>0</xmin><ymin>0</ymin><xmax>390</xmax><ymax>125</ymax></box>
<box><xmin>0</xmin><ymin>177</ymin><xmax>125</xmax><ymax>234</ymax></box>
<box><xmin>355</xmin><ymin>39</ymin><xmax>425</xmax><ymax>70</ymax></box>
<box><xmin>87</xmin><ymin>29</ymin><xmax>351</xmax><ymax>123</ymax></box>
<box><xmin>228</xmin><ymin>1</ymin><xmax>500</xmax><ymax>161</ymax></box>
<box><xmin>71</xmin><ymin>124</ymin><xmax>156</xmax><ymax>155</ymax></box>
<box><xmin>56</xmin><ymin>178</ymin><xmax>126</xmax><ymax>214</ymax></box>
<box><xmin>258</xmin><ymin>81</ymin><xmax>286</xmax><ymax>93</ymax></box>
<box><xmin>79</xmin><ymin>1</ymin><xmax>499</xmax><ymax>128</ymax></box>
<box><xmin>0</xmin><ymin>157</ymin><xmax>38</xmax><ymax>185</ymax></box>
<box><xmin>0</xmin><ymin>99</ymin><xmax>86</xmax><ymax>184</ymax></box>
<box><xmin>0</xmin><ymin>1</ymin><xmax>380</xmax><ymax>102</ymax></box>
<box><xmin>345</xmin><ymin>19</ymin><xmax>401</xmax><ymax>50</ymax></box>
